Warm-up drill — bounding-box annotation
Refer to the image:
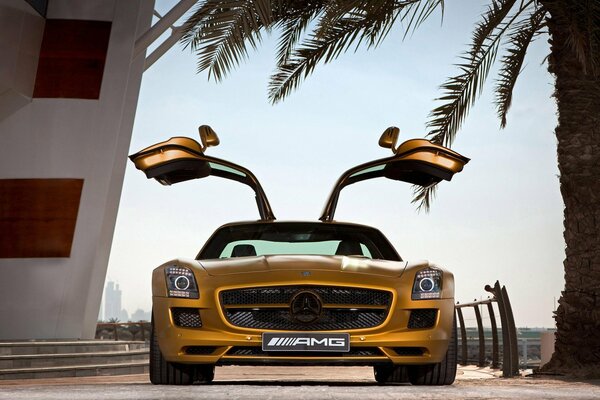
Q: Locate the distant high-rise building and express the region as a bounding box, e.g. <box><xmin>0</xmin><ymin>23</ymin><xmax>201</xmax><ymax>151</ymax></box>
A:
<box><xmin>131</xmin><ymin>309</ymin><xmax>151</xmax><ymax>322</ymax></box>
<box><xmin>104</xmin><ymin>281</ymin><xmax>122</xmax><ymax>321</ymax></box>
<box><xmin>119</xmin><ymin>308</ymin><xmax>130</xmax><ymax>323</ymax></box>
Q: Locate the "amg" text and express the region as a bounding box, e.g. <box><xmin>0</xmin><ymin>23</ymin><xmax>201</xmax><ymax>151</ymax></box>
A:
<box><xmin>267</xmin><ymin>337</ymin><xmax>346</xmax><ymax>347</ymax></box>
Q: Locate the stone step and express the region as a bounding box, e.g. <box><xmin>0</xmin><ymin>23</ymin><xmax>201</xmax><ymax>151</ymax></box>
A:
<box><xmin>0</xmin><ymin>349</ymin><xmax>149</xmax><ymax>369</ymax></box>
<box><xmin>0</xmin><ymin>340</ymin><xmax>146</xmax><ymax>356</ymax></box>
<box><xmin>0</xmin><ymin>361</ymin><xmax>149</xmax><ymax>380</ymax></box>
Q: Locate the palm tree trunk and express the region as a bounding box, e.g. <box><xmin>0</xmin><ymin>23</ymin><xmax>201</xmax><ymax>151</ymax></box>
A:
<box><xmin>539</xmin><ymin>0</ymin><xmax>600</xmax><ymax>377</ymax></box>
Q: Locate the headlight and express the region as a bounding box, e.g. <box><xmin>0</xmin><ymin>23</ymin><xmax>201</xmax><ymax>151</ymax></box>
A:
<box><xmin>412</xmin><ymin>268</ymin><xmax>442</xmax><ymax>300</ymax></box>
<box><xmin>165</xmin><ymin>266</ymin><xmax>199</xmax><ymax>299</ymax></box>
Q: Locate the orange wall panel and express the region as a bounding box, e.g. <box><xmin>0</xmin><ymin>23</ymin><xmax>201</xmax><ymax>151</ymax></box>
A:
<box><xmin>33</xmin><ymin>19</ymin><xmax>111</xmax><ymax>99</ymax></box>
<box><xmin>0</xmin><ymin>179</ymin><xmax>83</xmax><ymax>258</ymax></box>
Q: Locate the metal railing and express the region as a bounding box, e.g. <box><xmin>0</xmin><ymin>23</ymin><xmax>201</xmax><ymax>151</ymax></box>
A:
<box><xmin>455</xmin><ymin>281</ymin><xmax>519</xmax><ymax>377</ymax></box>
<box><xmin>95</xmin><ymin>322</ymin><xmax>151</xmax><ymax>342</ymax></box>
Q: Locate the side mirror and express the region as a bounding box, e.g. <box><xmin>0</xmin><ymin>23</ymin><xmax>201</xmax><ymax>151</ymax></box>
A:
<box><xmin>199</xmin><ymin>125</ymin><xmax>220</xmax><ymax>151</ymax></box>
<box><xmin>378</xmin><ymin>126</ymin><xmax>400</xmax><ymax>154</ymax></box>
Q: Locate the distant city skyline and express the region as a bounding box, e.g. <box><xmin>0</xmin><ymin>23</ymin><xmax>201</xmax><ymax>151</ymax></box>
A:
<box><xmin>100</xmin><ymin>280</ymin><xmax>150</xmax><ymax>322</ymax></box>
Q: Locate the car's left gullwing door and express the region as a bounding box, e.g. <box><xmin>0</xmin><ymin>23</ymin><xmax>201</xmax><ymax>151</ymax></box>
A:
<box><xmin>129</xmin><ymin>125</ymin><xmax>275</xmax><ymax>220</ymax></box>
<box><xmin>320</xmin><ymin>127</ymin><xmax>469</xmax><ymax>222</ymax></box>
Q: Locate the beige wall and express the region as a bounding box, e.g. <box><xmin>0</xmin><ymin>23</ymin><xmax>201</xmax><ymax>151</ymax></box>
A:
<box><xmin>0</xmin><ymin>0</ymin><xmax>154</xmax><ymax>339</ymax></box>
<box><xmin>0</xmin><ymin>0</ymin><xmax>44</xmax><ymax>120</ymax></box>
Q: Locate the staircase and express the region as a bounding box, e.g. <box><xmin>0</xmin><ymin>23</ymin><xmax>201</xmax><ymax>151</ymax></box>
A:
<box><xmin>0</xmin><ymin>340</ymin><xmax>148</xmax><ymax>380</ymax></box>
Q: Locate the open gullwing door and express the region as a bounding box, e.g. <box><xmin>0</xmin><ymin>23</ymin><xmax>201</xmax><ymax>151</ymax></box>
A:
<box><xmin>320</xmin><ymin>127</ymin><xmax>469</xmax><ymax>222</ymax></box>
<box><xmin>129</xmin><ymin>125</ymin><xmax>275</xmax><ymax>221</ymax></box>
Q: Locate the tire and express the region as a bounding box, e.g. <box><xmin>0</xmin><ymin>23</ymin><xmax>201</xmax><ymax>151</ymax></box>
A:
<box><xmin>149</xmin><ymin>314</ymin><xmax>214</xmax><ymax>385</ymax></box>
<box><xmin>374</xmin><ymin>364</ymin><xmax>409</xmax><ymax>384</ymax></box>
<box><xmin>195</xmin><ymin>365</ymin><xmax>215</xmax><ymax>383</ymax></box>
<box><xmin>407</xmin><ymin>315</ymin><xmax>458</xmax><ymax>386</ymax></box>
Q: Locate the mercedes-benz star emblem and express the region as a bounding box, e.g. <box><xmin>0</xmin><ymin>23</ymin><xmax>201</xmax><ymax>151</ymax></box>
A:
<box><xmin>290</xmin><ymin>291</ymin><xmax>322</xmax><ymax>324</ymax></box>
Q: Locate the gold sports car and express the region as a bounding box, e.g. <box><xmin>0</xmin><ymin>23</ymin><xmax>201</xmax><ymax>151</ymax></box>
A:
<box><xmin>129</xmin><ymin>126</ymin><xmax>469</xmax><ymax>386</ymax></box>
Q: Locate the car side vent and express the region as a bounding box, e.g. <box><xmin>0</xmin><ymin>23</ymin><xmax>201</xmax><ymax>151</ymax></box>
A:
<box><xmin>393</xmin><ymin>347</ymin><xmax>424</xmax><ymax>356</ymax></box>
<box><xmin>185</xmin><ymin>346</ymin><xmax>216</xmax><ymax>355</ymax></box>
<box><xmin>407</xmin><ymin>309</ymin><xmax>438</xmax><ymax>329</ymax></box>
<box><xmin>171</xmin><ymin>307</ymin><xmax>202</xmax><ymax>328</ymax></box>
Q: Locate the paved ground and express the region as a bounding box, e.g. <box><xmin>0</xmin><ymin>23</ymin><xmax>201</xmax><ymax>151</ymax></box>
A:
<box><xmin>1</xmin><ymin>366</ymin><xmax>599</xmax><ymax>399</ymax></box>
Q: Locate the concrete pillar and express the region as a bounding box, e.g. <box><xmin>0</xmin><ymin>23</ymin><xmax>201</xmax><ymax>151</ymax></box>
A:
<box><xmin>0</xmin><ymin>0</ymin><xmax>154</xmax><ymax>339</ymax></box>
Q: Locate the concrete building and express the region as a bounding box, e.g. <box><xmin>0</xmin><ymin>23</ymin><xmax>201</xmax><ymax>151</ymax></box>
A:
<box><xmin>0</xmin><ymin>0</ymin><xmax>195</xmax><ymax>339</ymax></box>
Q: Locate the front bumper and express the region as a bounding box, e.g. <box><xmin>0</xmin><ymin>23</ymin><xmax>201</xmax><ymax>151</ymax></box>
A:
<box><xmin>153</xmin><ymin>272</ymin><xmax>455</xmax><ymax>366</ymax></box>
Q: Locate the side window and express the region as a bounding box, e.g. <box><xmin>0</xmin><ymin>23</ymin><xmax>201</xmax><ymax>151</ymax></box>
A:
<box><xmin>360</xmin><ymin>244</ymin><xmax>372</xmax><ymax>258</ymax></box>
<box><xmin>220</xmin><ymin>241</ymin><xmax>256</xmax><ymax>258</ymax></box>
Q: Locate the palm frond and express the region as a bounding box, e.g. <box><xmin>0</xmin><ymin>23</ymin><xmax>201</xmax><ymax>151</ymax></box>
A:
<box><xmin>470</xmin><ymin>0</ymin><xmax>518</xmax><ymax>59</ymax></box>
<box><xmin>411</xmin><ymin>184</ymin><xmax>437</xmax><ymax>213</ymax></box>
<box><xmin>495</xmin><ymin>6</ymin><xmax>547</xmax><ymax>128</ymax></box>
<box><xmin>316</xmin><ymin>0</ymin><xmax>420</xmax><ymax>42</ymax></box>
<box><xmin>426</xmin><ymin>0</ymin><xmax>535</xmax><ymax>147</ymax></box>
<box><xmin>562</xmin><ymin>1</ymin><xmax>600</xmax><ymax>76</ymax></box>
<box><xmin>314</xmin><ymin>0</ymin><xmax>365</xmax><ymax>39</ymax></box>
<box><xmin>253</xmin><ymin>0</ymin><xmax>275</xmax><ymax>27</ymax></box>
<box><xmin>275</xmin><ymin>9</ymin><xmax>320</xmax><ymax>66</ymax></box>
<box><xmin>363</xmin><ymin>1</ymin><xmax>405</xmax><ymax>48</ymax></box>
<box><xmin>269</xmin><ymin>15</ymin><xmax>367</xmax><ymax>103</ymax></box>
<box><xmin>182</xmin><ymin>0</ymin><xmax>273</xmax><ymax>81</ymax></box>
<box><xmin>269</xmin><ymin>1</ymin><xmax>412</xmax><ymax>103</ymax></box>
<box><xmin>563</xmin><ymin>5</ymin><xmax>590</xmax><ymax>75</ymax></box>
<box><xmin>402</xmin><ymin>0</ymin><xmax>444</xmax><ymax>38</ymax></box>
<box><xmin>426</xmin><ymin>47</ymin><xmax>499</xmax><ymax>146</ymax></box>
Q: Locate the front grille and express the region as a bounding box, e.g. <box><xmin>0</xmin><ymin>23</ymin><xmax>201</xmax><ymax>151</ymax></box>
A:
<box><xmin>227</xmin><ymin>346</ymin><xmax>382</xmax><ymax>357</ymax></box>
<box><xmin>220</xmin><ymin>286</ymin><xmax>392</xmax><ymax>331</ymax></box>
<box><xmin>171</xmin><ymin>307</ymin><xmax>202</xmax><ymax>328</ymax></box>
<box><xmin>221</xmin><ymin>286</ymin><xmax>391</xmax><ymax>306</ymax></box>
<box><xmin>407</xmin><ymin>309</ymin><xmax>437</xmax><ymax>329</ymax></box>
<box><xmin>393</xmin><ymin>347</ymin><xmax>424</xmax><ymax>356</ymax></box>
<box><xmin>226</xmin><ymin>309</ymin><xmax>387</xmax><ymax>331</ymax></box>
<box><xmin>185</xmin><ymin>346</ymin><xmax>216</xmax><ymax>355</ymax></box>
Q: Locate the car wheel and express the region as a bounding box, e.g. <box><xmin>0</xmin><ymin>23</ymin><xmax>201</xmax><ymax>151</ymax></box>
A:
<box><xmin>149</xmin><ymin>314</ymin><xmax>214</xmax><ymax>385</ymax></box>
<box><xmin>196</xmin><ymin>364</ymin><xmax>215</xmax><ymax>383</ymax></box>
<box><xmin>407</xmin><ymin>315</ymin><xmax>458</xmax><ymax>386</ymax></box>
<box><xmin>373</xmin><ymin>364</ymin><xmax>409</xmax><ymax>383</ymax></box>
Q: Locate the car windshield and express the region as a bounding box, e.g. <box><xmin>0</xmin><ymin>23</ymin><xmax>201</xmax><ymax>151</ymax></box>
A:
<box><xmin>197</xmin><ymin>222</ymin><xmax>401</xmax><ymax>261</ymax></box>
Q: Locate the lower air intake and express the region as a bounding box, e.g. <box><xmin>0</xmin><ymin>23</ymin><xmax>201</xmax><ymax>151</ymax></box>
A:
<box><xmin>407</xmin><ymin>309</ymin><xmax>438</xmax><ymax>329</ymax></box>
<box><xmin>171</xmin><ymin>307</ymin><xmax>202</xmax><ymax>328</ymax></box>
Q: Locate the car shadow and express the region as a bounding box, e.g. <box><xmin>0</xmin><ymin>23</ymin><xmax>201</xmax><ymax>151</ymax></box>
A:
<box><xmin>204</xmin><ymin>380</ymin><xmax>411</xmax><ymax>386</ymax></box>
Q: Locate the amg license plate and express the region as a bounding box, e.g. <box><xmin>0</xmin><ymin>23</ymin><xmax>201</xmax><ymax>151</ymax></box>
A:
<box><xmin>262</xmin><ymin>332</ymin><xmax>350</xmax><ymax>352</ymax></box>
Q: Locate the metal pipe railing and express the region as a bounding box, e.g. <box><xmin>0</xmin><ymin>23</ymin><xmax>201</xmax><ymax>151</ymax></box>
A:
<box><xmin>455</xmin><ymin>280</ymin><xmax>519</xmax><ymax>377</ymax></box>
<box><xmin>487</xmin><ymin>301</ymin><xmax>499</xmax><ymax>368</ymax></box>
<box><xmin>456</xmin><ymin>306</ymin><xmax>468</xmax><ymax>365</ymax></box>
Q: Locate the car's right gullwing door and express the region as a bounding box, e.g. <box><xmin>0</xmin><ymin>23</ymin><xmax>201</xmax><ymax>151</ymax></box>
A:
<box><xmin>320</xmin><ymin>127</ymin><xmax>470</xmax><ymax>222</ymax></box>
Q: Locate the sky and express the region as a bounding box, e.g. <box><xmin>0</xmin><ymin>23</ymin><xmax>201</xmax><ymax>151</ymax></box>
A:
<box><xmin>105</xmin><ymin>0</ymin><xmax>564</xmax><ymax>327</ymax></box>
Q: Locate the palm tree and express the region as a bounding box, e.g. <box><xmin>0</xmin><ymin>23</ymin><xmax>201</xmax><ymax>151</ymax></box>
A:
<box><xmin>182</xmin><ymin>0</ymin><xmax>600</xmax><ymax>376</ymax></box>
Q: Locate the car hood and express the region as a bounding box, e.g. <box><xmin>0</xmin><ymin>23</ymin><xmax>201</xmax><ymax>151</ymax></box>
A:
<box><xmin>197</xmin><ymin>255</ymin><xmax>409</xmax><ymax>278</ymax></box>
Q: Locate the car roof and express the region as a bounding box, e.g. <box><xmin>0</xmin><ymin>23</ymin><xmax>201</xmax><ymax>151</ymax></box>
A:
<box><xmin>215</xmin><ymin>220</ymin><xmax>383</xmax><ymax>231</ymax></box>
